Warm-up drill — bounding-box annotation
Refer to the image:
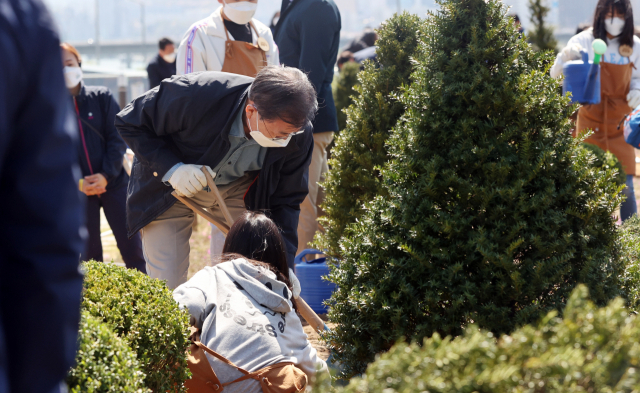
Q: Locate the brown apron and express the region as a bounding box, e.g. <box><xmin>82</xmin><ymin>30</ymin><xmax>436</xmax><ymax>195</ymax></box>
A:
<box><xmin>576</xmin><ymin>61</ymin><xmax>636</xmax><ymax>175</ymax></box>
<box><xmin>220</xmin><ymin>15</ymin><xmax>267</xmax><ymax>77</ymax></box>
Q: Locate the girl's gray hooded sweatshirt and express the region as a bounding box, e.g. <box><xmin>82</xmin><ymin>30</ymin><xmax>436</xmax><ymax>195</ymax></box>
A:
<box><xmin>173</xmin><ymin>258</ymin><xmax>328</xmax><ymax>392</ymax></box>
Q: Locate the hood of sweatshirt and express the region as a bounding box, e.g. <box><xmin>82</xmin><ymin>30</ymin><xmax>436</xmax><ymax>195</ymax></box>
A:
<box><xmin>216</xmin><ymin>258</ymin><xmax>293</xmax><ymax>314</ymax></box>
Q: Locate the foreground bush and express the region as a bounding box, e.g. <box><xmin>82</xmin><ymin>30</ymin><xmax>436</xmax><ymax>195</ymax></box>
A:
<box><xmin>320</xmin><ymin>285</ymin><xmax>640</xmax><ymax>392</ymax></box>
<box><xmin>325</xmin><ymin>0</ymin><xmax>624</xmax><ymax>376</ymax></box>
<box><xmin>317</xmin><ymin>12</ymin><xmax>426</xmax><ymax>256</ymax></box>
<box><xmin>82</xmin><ymin>261</ymin><xmax>191</xmax><ymax>392</ymax></box>
<box><xmin>67</xmin><ymin>313</ymin><xmax>148</xmax><ymax>393</ymax></box>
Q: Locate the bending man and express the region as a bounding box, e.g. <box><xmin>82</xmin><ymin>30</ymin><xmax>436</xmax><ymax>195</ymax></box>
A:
<box><xmin>116</xmin><ymin>66</ymin><xmax>317</xmax><ymax>289</ymax></box>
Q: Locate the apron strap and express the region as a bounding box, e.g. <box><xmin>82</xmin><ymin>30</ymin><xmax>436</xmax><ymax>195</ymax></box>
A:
<box><xmin>248</xmin><ymin>21</ymin><xmax>260</xmax><ymax>40</ymax></box>
<box><xmin>220</xmin><ymin>10</ymin><xmax>232</xmax><ymax>41</ymax></box>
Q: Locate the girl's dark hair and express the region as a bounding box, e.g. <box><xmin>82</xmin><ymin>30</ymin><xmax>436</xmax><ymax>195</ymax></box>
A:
<box><xmin>593</xmin><ymin>0</ymin><xmax>634</xmax><ymax>48</ymax></box>
<box><xmin>249</xmin><ymin>66</ymin><xmax>318</xmax><ymax>130</ymax></box>
<box><xmin>219</xmin><ymin>211</ymin><xmax>297</xmax><ymax>310</ymax></box>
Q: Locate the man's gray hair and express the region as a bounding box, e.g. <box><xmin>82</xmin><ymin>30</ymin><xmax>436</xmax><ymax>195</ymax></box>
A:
<box><xmin>249</xmin><ymin>66</ymin><xmax>318</xmax><ymax>129</ymax></box>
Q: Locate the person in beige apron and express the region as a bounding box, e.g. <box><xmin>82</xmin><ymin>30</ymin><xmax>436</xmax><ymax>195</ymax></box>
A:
<box><xmin>551</xmin><ymin>0</ymin><xmax>640</xmax><ymax>221</ymax></box>
<box><xmin>176</xmin><ymin>3</ymin><xmax>281</xmax><ymax>262</ymax></box>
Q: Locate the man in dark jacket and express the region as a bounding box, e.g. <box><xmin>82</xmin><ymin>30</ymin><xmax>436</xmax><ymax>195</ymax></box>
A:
<box><xmin>147</xmin><ymin>37</ymin><xmax>177</xmax><ymax>89</ymax></box>
<box><xmin>0</xmin><ymin>0</ymin><xmax>85</xmax><ymax>392</ymax></box>
<box><xmin>274</xmin><ymin>0</ymin><xmax>341</xmax><ymax>255</ymax></box>
<box><xmin>116</xmin><ymin>66</ymin><xmax>317</xmax><ymax>289</ymax></box>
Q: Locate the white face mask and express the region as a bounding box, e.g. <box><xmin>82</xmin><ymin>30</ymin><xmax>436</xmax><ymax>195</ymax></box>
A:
<box><xmin>248</xmin><ymin>108</ymin><xmax>292</xmax><ymax>148</ymax></box>
<box><xmin>63</xmin><ymin>66</ymin><xmax>82</xmax><ymax>89</ymax></box>
<box><xmin>222</xmin><ymin>1</ymin><xmax>257</xmax><ymax>25</ymax></box>
<box><xmin>162</xmin><ymin>53</ymin><xmax>176</xmax><ymax>63</ymax></box>
<box><xmin>605</xmin><ymin>16</ymin><xmax>625</xmax><ymax>37</ymax></box>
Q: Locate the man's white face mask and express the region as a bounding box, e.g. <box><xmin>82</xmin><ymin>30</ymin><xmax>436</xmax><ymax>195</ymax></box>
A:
<box><xmin>222</xmin><ymin>0</ymin><xmax>257</xmax><ymax>25</ymax></box>
<box><xmin>63</xmin><ymin>66</ymin><xmax>83</xmax><ymax>89</ymax></box>
<box><xmin>248</xmin><ymin>106</ymin><xmax>303</xmax><ymax>148</ymax></box>
<box><xmin>605</xmin><ymin>16</ymin><xmax>625</xmax><ymax>37</ymax></box>
<box><xmin>162</xmin><ymin>53</ymin><xmax>177</xmax><ymax>63</ymax></box>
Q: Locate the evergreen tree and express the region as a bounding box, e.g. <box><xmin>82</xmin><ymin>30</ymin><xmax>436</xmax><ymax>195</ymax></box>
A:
<box><xmin>325</xmin><ymin>0</ymin><xmax>624</xmax><ymax>377</ymax></box>
<box><xmin>317</xmin><ymin>13</ymin><xmax>425</xmax><ymax>256</ymax></box>
<box><xmin>332</xmin><ymin>61</ymin><xmax>362</xmax><ymax>132</ymax></box>
<box><xmin>528</xmin><ymin>0</ymin><xmax>558</xmax><ymax>52</ymax></box>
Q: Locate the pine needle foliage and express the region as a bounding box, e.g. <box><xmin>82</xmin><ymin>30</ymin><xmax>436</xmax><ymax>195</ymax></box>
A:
<box><xmin>316</xmin><ymin>13</ymin><xmax>426</xmax><ymax>257</ymax></box>
<box><xmin>318</xmin><ymin>286</ymin><xmax>640</xmax><ymax>393</ymax></box>
<box><xmin>332</xmin><ymin>61</ymin><xmax>362</xmax><ymax>132</ymax></box>
<box><xmin>528</xmin><ymin>0</ymin><xmax>558</xmax><ymax>52</ymax></box>
<box><xmin>325</xmin><ymin>0</ymin><xmax>624</xmax><ymax>377</ymax></box>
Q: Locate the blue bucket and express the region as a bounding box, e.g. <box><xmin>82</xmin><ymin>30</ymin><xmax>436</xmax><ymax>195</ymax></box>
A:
<box><xmin>563</xmin><ymin>51</ymin><xmax>601</xmax><ymax>105</ymax></box>
<box><xmin>294</xmin><ymin>249</ymin><xmax>336</xmax><ymax>314</ymax></box>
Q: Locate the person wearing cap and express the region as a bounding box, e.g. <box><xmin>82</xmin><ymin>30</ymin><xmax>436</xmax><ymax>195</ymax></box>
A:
<box><xmin>115</xmin><ymin>66</ymin><xmax>317</xmax><ymax>289</ymax></box>
<box><xmin>176</xmin><ymin>0</ymin><xmax>280</xmax><ymax>260</ymax></box>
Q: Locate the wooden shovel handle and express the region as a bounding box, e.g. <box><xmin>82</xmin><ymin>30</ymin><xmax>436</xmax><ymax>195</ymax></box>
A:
<box><xmin>296</xmin><ymin>296</ymin><xmax>328</xmax><ymax>334</ymax></box>
<box><xmin>172</xmin><ymin>191</ymin><xmax>229</xmax><ymax>235</ymax></box>
<box><xmin>201</xmin><ymin>166</ymin><xmax>234</xmax><ymax>227</ymax></box>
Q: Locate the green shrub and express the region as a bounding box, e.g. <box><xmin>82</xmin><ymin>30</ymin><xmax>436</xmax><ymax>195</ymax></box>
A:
<box><xmin>317</xmin><ymin>13</ymin><xmax>426</xmax><ymax>257</ymax></box>
<box><xmin>67</xmin><ymin>312</ymin><xmax>148</xmax><ymax>393</ymax></box>
<box><xmin>82</xmin><ymin>261</ymin><xmax>191</xmax><ymax>392</ymax></box>
<box><xmin>325</xmin><ymin>0</ymin><xmax>624</xmax><ymax>377</ymax></box>
<box><xmin>620</xmin><ymin>215</ymin><xmax>640</xmax><ymax>311</ymax></box>
<box><xmin>332</xmin><ymin>61</ymin><xmax>362</xmax><ymax>132</ymax></box>
<box><xmin>580</xmin><ymin>142</ymin><xmax>626</xmax><ymax>186</ymax></box>
<box><xmin>319</xmin><ymin>285</ymin><xmax>640</xmax><ymax>393</ymax></box>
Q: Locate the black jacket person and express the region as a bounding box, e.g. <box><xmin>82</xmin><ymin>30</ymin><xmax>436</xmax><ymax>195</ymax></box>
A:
<box><xmin>115</xmin><ymin>67</ymin><xmax>317</xmax><ymax>288</ymax></box>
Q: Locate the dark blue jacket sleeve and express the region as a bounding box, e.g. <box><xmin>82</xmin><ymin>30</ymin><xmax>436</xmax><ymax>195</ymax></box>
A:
<box><xmin>0</xmin><ymin>1</ymin><xmax>85</xmax><ymax>392</ymax></box>
<box><xmin>147</xmin><ymin>62</ymin><xmax>162</xmax><ymax>89</ymax></box>
<box><xmin>100</xmin><ymin>91</ymin><xmax>126</xmax><ymax>183</ymax></box>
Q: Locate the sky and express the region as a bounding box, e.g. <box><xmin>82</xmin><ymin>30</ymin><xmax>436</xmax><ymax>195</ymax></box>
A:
<box><xmin>41</xmin><ymin>0</ymin><xmax>640</xmax><ymax>46</ymax></box>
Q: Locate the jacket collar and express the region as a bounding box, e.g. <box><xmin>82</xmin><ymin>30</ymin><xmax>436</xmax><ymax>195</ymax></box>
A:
<box><xmin>205</xmin><ymin>7</ymin><xmax>226</xmax><ymax>38</ymax></box>
<box><xmin>73</xmin><ymin>81</ymin><xmax>88</xmax><ymax>104</ymax></box>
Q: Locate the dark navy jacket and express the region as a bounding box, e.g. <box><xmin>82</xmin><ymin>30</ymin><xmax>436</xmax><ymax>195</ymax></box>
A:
<box><xmin>115</xmin><ymin>72</ymin><xmax>313</xmax><ymax>266</ymax></box>
<box><xmin>147</xmin><ymin>54</ymin><xmax>176</xmax><ymax>89</ymax></box>
<box><xmin>0</xmin><ymin>0</ymin><xmax>85</xmax><ymax>392</ymax></box>
<box><xmin>73</xmin><ymin>83</ymin><xmax>128</xmax><ymax>190</ymax></box>
<box><xmin>274</xmin><ymin>0</ymin><xmax>341</xmax><ymax>133</ymax></box>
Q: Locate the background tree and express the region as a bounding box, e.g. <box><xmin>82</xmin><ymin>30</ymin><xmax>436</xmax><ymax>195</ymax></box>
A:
<box><xmin>325</xmin><ymin>0</ymin><xmax>624</xmax><ymax>377</ymax></box>
<box><xmin>528</xmin><ymin>0</ymin><xmax>559</xmax><ymax>52</ymax></box>
<box><xmin>317</xmin><ymin>13</ymin><xmax>426</xmax><ymax>256</ymax></box>
<box><xmin>332</xmin><ymin>61</ymin><xmax>362</xmax><ymax>132</ymax></box>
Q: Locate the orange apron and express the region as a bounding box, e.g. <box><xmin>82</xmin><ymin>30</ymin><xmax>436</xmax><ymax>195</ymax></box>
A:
<box><xmin>220</xmin><ymin>16</ymin><xmax>267</xmax><ymax>77</ymax></box>
<box><xmin>576</xmin><ymin>62</ymin><xmax>636</xmax><ymax>175</ymax></box>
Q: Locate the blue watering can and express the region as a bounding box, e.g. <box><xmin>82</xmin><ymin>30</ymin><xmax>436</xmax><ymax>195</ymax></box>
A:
<box><xmin>294</xmin><ymin>249</ymin><xmax>336</xmax><ymax>314</ymax></box>
<box><xmin>563</xmin><ymin>40</ymin><xmax>607</xmax><ymax>105</ymax></box>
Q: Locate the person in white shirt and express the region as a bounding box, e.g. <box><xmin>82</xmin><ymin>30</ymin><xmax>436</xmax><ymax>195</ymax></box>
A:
<box><xmin>551</xmin><ymin>0</ymin><xmax>639</xmax><ymax>221</ymax></box>
<box><xmin>176</xmin><ymin>0</ymin><xmax>280</xmax><ymax>263</ymax></box>
<box><xmin>176</xmin><ymin>0</ymin><xmax>279</xmax><ymax>76</ymax></box>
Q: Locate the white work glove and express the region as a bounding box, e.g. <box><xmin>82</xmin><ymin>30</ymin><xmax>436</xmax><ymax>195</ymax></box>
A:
<box><xmin>289</xmin><ymin>268</ymin><xmax>301</xmax><ymax>299</ymax></box>
<box><xmin>628</xmin><ymin>90</ymin><xmax>640</xmax><ymax>109</ymax></box>
<box><xmin>168</xmin><ymin>164</ymin><xmax>213</xmax><ymax>197</ymax></box>
<box><xmin>560</xmin><ymin>43</ymin><xmax>584</xmax><ymax>63</ymax></box>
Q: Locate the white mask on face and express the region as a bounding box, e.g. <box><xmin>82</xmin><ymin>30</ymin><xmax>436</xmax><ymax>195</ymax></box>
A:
<box><xmin>248</xmin><ymin>108</ymin><xmax>292</xmax><ymax>148</ymax></box>
<box><xmin>605</xmin><ymin>17</ymin><xmax>626</xmax><ymax>37</ymax></box>
<box><xmin>162</xmin><ymin>53</ymin><xmax>176</xmax><ymax>63</ymax></box>
<box><xmin>222</xmin><ymin>1</ymin><xmax>257</xmax><ymax>25</ymax></box>
<box><xmin>63</xmin><ymin>66</ymin><xmax>83</xmax><ymax>89</ymax></box>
